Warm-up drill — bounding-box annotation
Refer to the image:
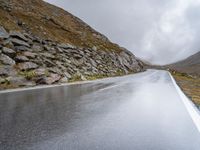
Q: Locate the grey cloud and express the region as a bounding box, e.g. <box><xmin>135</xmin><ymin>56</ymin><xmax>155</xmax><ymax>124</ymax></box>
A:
<box><xmin>45</xmin><ymin>0</ymin><xmax>200</xmax><ymax>65</ymax></box>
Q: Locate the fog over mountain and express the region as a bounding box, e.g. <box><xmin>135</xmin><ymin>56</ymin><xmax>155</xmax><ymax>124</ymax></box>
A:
<box><xmin>45</xmin><ymin>0</ymin><xmax>200</xmax><ymax>65</ymax></box>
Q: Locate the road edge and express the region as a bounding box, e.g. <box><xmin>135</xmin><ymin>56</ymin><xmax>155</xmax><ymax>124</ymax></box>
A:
<box><xmin>169</xmin><ymin>72</ymin><xmax>200</xmax><ymax>133</ymax></box>
<box><xmin>0</xmin><ymin>71</ymin><xmax>147</xmax><ymax>94</ymax></box>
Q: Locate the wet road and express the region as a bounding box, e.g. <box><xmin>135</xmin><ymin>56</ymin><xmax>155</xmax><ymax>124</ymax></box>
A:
<box><xmin>0</xmin><ymin>70</ymin><xmax>200</xmax><ymax>150</ymax></box>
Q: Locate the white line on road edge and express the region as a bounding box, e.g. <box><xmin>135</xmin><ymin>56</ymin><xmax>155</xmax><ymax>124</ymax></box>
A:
<box><xmin>169</xmin><ymin>72</ymin><xmax>200</xmax><ymax>133</ymax></box>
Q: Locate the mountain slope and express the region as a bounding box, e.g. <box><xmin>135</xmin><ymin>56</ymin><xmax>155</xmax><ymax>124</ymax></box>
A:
<box><xmin>0</xmin><ymin>0</ymin><xmax>143</xmax><ymax>90</ymax></box>
<box><xmin>0</xmin><ymin>0</ymin><xmax>123</xmax><ymax>51</ymax></box>
<box><xmin>168</xmin><ymin>52</ymin><xmax>200</xmax><ymax>76</ymax></box>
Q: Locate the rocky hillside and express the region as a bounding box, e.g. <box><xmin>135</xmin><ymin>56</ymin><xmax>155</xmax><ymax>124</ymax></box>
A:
<box><xmin>0</xmin><ymin>0</ymin><xmax>143</xmax><ymax>90</ymax></box>
<box><xmin>167</xmin><ymin>52</ymin><xmax>200</xmax><ymax>76</ymax></box>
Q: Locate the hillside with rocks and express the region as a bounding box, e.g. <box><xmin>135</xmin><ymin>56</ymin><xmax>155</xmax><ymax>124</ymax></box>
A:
<box><xmin>167</xmin><ymin>52</ymin><xmax>200</xmax><ymax>77</ymax></box>
<box><xmin>0</xmin><ymin>0</ymin><xmax>143</xmax><ymax>90</ymax></box>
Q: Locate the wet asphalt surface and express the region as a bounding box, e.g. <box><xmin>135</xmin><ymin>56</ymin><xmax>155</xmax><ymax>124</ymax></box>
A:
<box><xmin>0</xmin><ymin>70</ymin><xmax>200</xmax><ymax>150</ymax></box>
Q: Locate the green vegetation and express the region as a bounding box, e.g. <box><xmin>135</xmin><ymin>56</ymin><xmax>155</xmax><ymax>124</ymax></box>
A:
<box><xmin>19</xmin><ymin>70</ymin><xmax>37</xmax><ymax>80</ymax></box>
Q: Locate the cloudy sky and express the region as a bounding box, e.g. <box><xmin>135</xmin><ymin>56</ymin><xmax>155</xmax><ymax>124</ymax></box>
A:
<box><xmin>45</xmin><ymin>0</ymin><xmax>200</xmax><ymax>65</ymax></box>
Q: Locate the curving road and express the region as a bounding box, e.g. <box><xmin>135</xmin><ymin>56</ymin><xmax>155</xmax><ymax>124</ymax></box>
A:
<box><xmin>0</xmin><ymin>70</ymin><xmax>200</xmax><ymax>150</ymax></box>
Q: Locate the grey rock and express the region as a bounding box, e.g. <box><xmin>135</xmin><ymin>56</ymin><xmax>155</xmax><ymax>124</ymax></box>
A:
<box><xmin>34</xmin><ymin>68</ymin><xmax>47</xmax><ymax>76</ymax></box>
<box><xmin>90</xmin><ymin>58</ymin><xmax>97</xmax><ymax>67</ymax></box>
<box><xmin>56</xmin><ymin>47</ymin><xmax>64</xmax><ymax>53</ymax></box>
<box><xmin>58</xmin><ymin>43</ymin><xmax>75</xmax><ymax>49</ymax></box>
<box><xmin>43</xmin><ymin>58</ymin><xmax>55</xmax><ymax>67</ymax></box>
<box><xmin>55</xmin><ymin>61</ymin><xmax>66</xmax><ymax>70</ymax></box>
<box><xmin>48</xmin><ymin>67</ymin><xmax>62</xmax><ymax>75</ymax></box>
<box><xmin>37</xmin><ymin>74</ymin><xmax>61</xmax><ymax>85</ymax></box>
<box><xmin>71</xmin><ymin>58</ymin><xmax>84</xmax><ymax>66</ymax></box>
<box><xmin>0</xmin><ymin>26</ymin><xmax>9</xmax><ymax>39</ymax></box>
<box><xmin>73</xmin><ymin>54</ymin><xmax>83</xmax><ymax>59</ymax></box>
<box><xmin>9</xmin><ymin>31</ymin><xmax>28</xmax><ymax>42</ymax></box>
<box><xmin>75</xmin><ymin>72</ymin><xmax>87</xmax><ymax>81</ymax></box>
<box><xmin>60</xmin><ymin>77</ymin><xmax>68</xmax><ymax>83</ymax></box>
<box><xmin>2</xmin><ymin>47</ymin><xmax>16</xmax><ymax>57</ymax></box>
<box><xmin>63</xmin><ymin>72</ymin><xmax>72</xmax><ymax>79</ymax></box>
<box><xmin>18</xmin><ymin>62</ymin><xmax>38</xmax><ymax>71</ymax></box>
<box><xmin>23</xmin><ymin>33</ymin><xmax>34</xmax><ymax>41</ymax></box>
<box><xmin>6</xmin><ymin>76</ymin><xmax>35</xmax><ymax>86</ymax></box>
<box><xmin>92</xmin><ymin>46</ymin><xmax>97</xmax><ymax>51</ymax></box>
<box><xmin>0</xmin><ymin>66</ymin><xmax>17</xmax><ymax>76</ymax></box>
<box><xmin>32</xmin><ymin>45</ymin><xmax>43</xmax><ymax>52</ymax></box>
<box><xmin>23</xmin><ymin>52</ymin><xmax>37</xmax><ymax>58</ymax></box>
<box><xmin>15</xmin><ymin>55</ymin><xmax>29</xmax><ymax>62</ymax></box>
<box><xmin>0</xmin><ymin>77</ymin><xmax>7</xmax><ymax>84</ymax></box>
<box><xmin>40</xmin><ymin>52</ymin><xmax>55</xmax><ymax>59</ymax></box>
<box><xmin>10</xmin><ymin>38</ymin><xmax>30</xmax><ymax>47</ymax></box>
<box><xmin>14</xmin><ymin>46</ymin><xmax>31</xmax><ymax>51</ymax></box>
<box><xmin>0</xmin><ymin>54</ymin><xmax>15</xmax><ymax>65</ymax></box>
<box><xmin>44</xmin><ymin>45</ymin><xmax>55</xmax><ymax>52</ymax></box>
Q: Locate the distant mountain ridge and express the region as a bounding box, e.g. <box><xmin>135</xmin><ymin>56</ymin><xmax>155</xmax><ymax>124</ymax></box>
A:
<box><xmin>167</xmin><ymin>52</ymin><xmax>200</xmax><ymax>76</ymax></box>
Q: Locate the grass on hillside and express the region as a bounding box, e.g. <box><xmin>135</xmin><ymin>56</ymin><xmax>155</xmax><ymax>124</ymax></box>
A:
<box><xmin>171</xmin><ymin>72</ymin><xmax>200</xmax><ymax>107</ymax></box>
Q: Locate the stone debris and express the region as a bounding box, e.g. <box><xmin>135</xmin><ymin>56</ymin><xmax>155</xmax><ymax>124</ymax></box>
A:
<box><xmin>0</xmin><ymin>26</ymin><xmax>143</xmax><ymax>89</ymax></box>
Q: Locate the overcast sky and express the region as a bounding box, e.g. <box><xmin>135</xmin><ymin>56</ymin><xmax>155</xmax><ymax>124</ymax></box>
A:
<box><xmin>45</xmin><ymin>0</ymin><xmax>200</xmax><ymax>65</ymax></box>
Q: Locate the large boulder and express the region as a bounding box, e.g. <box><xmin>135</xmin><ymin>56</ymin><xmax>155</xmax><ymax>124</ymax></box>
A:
<box><xmin>0</xmin><ymin>26</ymin><xmax>9</xmax><ymax>39</ymax></box>
<box><xmin>23</xmin><ymin>51</ymin><xmax>37</xmax><ymax>58</ymax></box>
<box><xmin>10</xmin><ymin>38</ymin><xmax>30</xmax><ymax>47</ymax></box>
<box><xmin>6</xmin><ymin>76</ymin><xmax>36</xmax><ymax>87</ymax></box>
<box><xmin>18</xmin><ymin>62</ymin><xmax>38</xmax><ymax>71</ymax></box>
<box><xmin>9</xmin><ymin>31</ymin><xmax>28</xmax><ymax>42</ymax></box>
<box><xmin>0</xmin><ymin>54</ymin><xmax>15</xmax><ymax>65</ymax></box>
<box><xmin>37</xmin><ymin>73</ymin><xmax>61</xmax><ymax>85</ymax></box>
<box><xmin>0</xmin><ymin>66</ymin><xmax>17</xmax><ymax>76</ymax></box>
<box><xmin>2</xmin><ymin>47</ymin><xmax>16</xmax><ymax>57</ymax></box>
<box><xmin>15</xmin><ymin>55</ymin><xmax>29</xmax><ymax>62</ymax></box>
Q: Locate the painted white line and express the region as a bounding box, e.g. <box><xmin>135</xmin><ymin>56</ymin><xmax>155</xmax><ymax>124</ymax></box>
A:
<box><xmin>169</xmin><ymin>72</ymin><xmax>200</xmax><ymax>133</ymax></box>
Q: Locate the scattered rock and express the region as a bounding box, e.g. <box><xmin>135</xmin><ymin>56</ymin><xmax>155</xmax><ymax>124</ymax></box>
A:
<box><xmin>23</xmin><ymin>51</ymin><xmax>37</xmax><ymax>58</ymax></box>
<box><xmin>14</xmin><ymin>46</ymin><xmax>31</xmax><ymax>51</ymax></box>
<box><xmin>10</xmin><ymin>38</ymin><xmax>30</xmax><ymax>47</ymax></box>
<box><xmin>0</xmin><ymin>26</ymin><xmax>9</xmax><ymax>39</ymax></box>
<box><xmin>18</xmin><ymin>62</ymin><xmax>38</xmax><ymax>71</ymax></box>
<box><xmin>6</xmin><ymin>76</ymin><xmax>35</xmax><ymax>87</ymax></box>
<box><xmin>0</xmin><ymin>66</ymin><xmax>17</xmax><ymax>76</ymax></box>
<box><xmin>32</xmin><ymin>44</ymin><xmax>43</xmax><ymax>51</ymax></box>
<box><xmin>2</xmin><ymin>47</ymin><xmax>16</xmax><ymax>57</ymax></box>
<box><xmin>63</xmin><ymin>72</ymin><xmax>72</xmax><ymax>79</ymax></box>
<box><xmin>9</xmin><ymin>31</ymin><xmax>28</xmax><ymax>42</ymax></box>
<box><xmin>0</xmin><ymin>54</ymin><xmax>15</xmax><ymax>65</ymax></box>
<box><xmin>48</xmin><ymin>67</ymin><xmax>62</xmax><ymax>75</ymax></box>
<box><xmin>58</xmin><ymin>43</ymin><xmax>75</xmax><ymax>49</ymax></box>
<box><xmin>40</xmin><ymin>52</ymin><xmax>55</xmax><ymax>59</ymax></box>
<box><xmin>37</xmin><ymin>74</ymin><xmax>61</xmax><ymax>85</ymax></box>
<box><xmin>34</xmin><ymin>68</ymin><xmax>47</xmax><ymax>76</ymax></box>
<box><xmin>0</xmin><ymin>28</ymin><xmax>143</xmax><ymax>89</ymax></box>
<box><xmin>15</xmin><ymin>55</ymin><xmax>29</xmax><ymax>62</ymax></box>
<box><xmin>60</xmin><ymin>77</ymin><xmax>68</xmax><ymax>83</ymax></box>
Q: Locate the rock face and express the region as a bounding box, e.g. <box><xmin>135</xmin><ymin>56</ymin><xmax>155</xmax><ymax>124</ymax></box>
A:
<box><xmin>0</xmin><ymin>26</ymin><xmax>143</xmax><ymax>89</ymax></box>
<box><xmin>0</xmin><ymin>0</ymin><xmax>144</xmax><ymax>90</ymax></box>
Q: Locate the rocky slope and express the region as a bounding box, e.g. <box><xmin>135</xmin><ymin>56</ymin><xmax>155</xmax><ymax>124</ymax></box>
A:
<box><xmin>167</xmin><ymin>52</ymin><xmax>200</xmax><ymax>77</ymax></box>
<box><xmin>0</xmin><ymin>0</ymin><xmax>143</xmax><ymax>90</ymax></box>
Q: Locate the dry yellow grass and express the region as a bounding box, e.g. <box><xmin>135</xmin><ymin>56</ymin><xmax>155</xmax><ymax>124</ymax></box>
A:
<box><xmin>172</xmin><ymin>72</ymin><xmax>200</xmax><ymax>107</ymax></box>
